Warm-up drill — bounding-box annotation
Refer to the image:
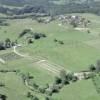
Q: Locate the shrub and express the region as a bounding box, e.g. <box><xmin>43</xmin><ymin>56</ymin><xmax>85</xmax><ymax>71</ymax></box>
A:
<box><xmin>33</xmin><ymin>83</ymin><xmax>39</xmax><ymax>90</ymax></box>
<box><xmin>58</xmin><ymin>41</ymin><xmax>64</xmax><ymax>45</ymax></box>
<box><xmin>0</xmin><ymin>42</ymin><xmax>5</xmax><ymax>50</ymax></box>
<box><xmin>54</xmin><ymin>76</ymin><xmax>62</xmax><ymax>84</ymax></box>
<box><xmin>26</xmin><ymin>92</ymin><xmax>32</xmax><ymax>98</ymax></box>
<box><xmin>89</xmin><ymin>64</ymin><xmax>96</xmax><ymax>72</ymax></box>
<box><xmin>19</xmin><ymin>29</ymin><xmax>31</xmax><ymax>38</ymax></box>
<box><xmin>0</xmin><ymin>94</ymin><xmax>7</xmax><ymax>100</ymax></box>
<box><xmin>59</xmin><ymin>70</ymin><xmax>70</xmax><ymax>85</ymax></box>
<box><xmin>34</xmin><ymin>33</ymin><xmax>41</xmax><ymax>39</ymax></box>
<box><xmin>28</xmin><ymin>38</ymin><xmax>34</xmax><ymax>44</ymax></box>
<box><xmin>5</xmin><ymin>38</ymin><xmax>11</xmax><ymax>48</ymax></box>
<box><xmin>33</xmin><ymin>33</ymin><xmax>46</xmax><ymax>40</ymax></box>
<box><xmin>54</xmin><ymin>39</ymin><xmax>58</xmax><ymax>42</ymax></box>
<box><xmin>0</xmin><ymin>82</ymin><xmax>5</xmax><ymax>87</ymax></box>
<box><xmin>38</xmin><ymin>87</ymin><xmax>45</xmax><ymax>93</ymax></box>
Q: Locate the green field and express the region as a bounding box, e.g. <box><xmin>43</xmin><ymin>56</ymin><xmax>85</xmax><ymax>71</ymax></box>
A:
<box><xmin>0</xmin><ymin>13</ymin><xmax>100</xmax><ymax>100</ymax></box>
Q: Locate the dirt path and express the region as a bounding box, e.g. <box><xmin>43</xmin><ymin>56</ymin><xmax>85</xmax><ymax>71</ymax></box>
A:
<box><xmin>74</xmin><ymin>27</ymin><xmax>89</xmax><ymax>31</ymax></box>
<box><xmin>13</xmin><ymin>45</ymin><xmax>65</xmax><ymax>75</ymax></box>
<box><xmin>13</xmin><ymin>45</ymin><xmax>91</xmax><ymax>78</ymax></box>
<box><xmin>0</xmin><ymin>58</ymin><xmax>5</xmax><ymax>64</ymax></box>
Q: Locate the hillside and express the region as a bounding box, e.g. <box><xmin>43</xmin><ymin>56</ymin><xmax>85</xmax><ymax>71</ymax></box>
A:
<box><xmin>0</xmin><ymin>0</ymin><xmax>50</xmax><ymax>6</ymax></box>
<box><xmin>0</xmin><ymin>0</ymin><xmax>100</xmax><ymax>100</ymax></box>
<box><xmin>0</xmin><ymin>13</ymin><xmax>100</xmax><ymax>100</ymax></box>
<box><xmin>0</xmin><ymin>0</ymin><xmax>100</xmax><ymax>15</ymax></box>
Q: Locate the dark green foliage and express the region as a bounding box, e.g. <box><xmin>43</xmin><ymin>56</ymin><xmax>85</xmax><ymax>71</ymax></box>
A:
<box><xmin>5</xmin><ymin>38</ymin><xmax>11</xmax><ymax>48</ymax></box>
<box><xmin>87</xmin><ymin>30</ymin><xmax>91</xmax><ymax>33</ymax></box>
<box><xmin>54</xmin><ymin>39</ymin><xmax>64</xmax><ymax>45</ymax></box>
<box><xmin>0</xmin><ymin>20</ymin><xmax>9</xmax><ymax>26</ymax></box>
<box><xmin>58</xmin><ymin>41</ymin><xmax>64</xmax><ymax>45</ymax></box>
<box><xmin>89</xmin><ymin>64</ymin><xmax>96</xmax><ymax>72</ymax></box>
<box><xmin>0</xmin><ymin>69</ymin><xmax>18</xmax><ymax>73</ymax></box>
<box><xmin>0</xmin><ymin>38</ymin><xmax>15</xmax><ymax>50</ymax></box>
<box><xmin>26</xmin><ymin>92</ymin><xmax>32</xmax><ymax>98</ymax></box>
<box><xmin>26</xmin><ymin>92</ymin><xmax>39</xmax><ymax>100</ymax></box>
<box><xmin>33</xmin><ymin>33</ymin><xmax>46</xmax><ymax>40</ymax></box>
<box><xmin>0</xmin><ymin>82</ymin><xmax>5</xmax><ymax>87</ymax></box>
<box><xmin>0</xmin><ymin>42</ymin><xmax>6</xmax><ymax>50</ymax></box>
<box><xmin>32</xmin><ymin>83</ymin><xmax>39</xmax><ymax>89</ymax></box>
<box><xmin>0</xmin><ymin>94</ymin><xmax>7</xmax><ymax>100</ymax></box>
<box><xmin>54</xmin><ymin>76</ymin><xmax>62</xmax><ymax>84</ymax></box>
<box><xmin>54</xmin><ymin>39</ymin><xmax>58</xmax><ymax>42</ymax></box>
<box><xmin>45</xmin><ymin>96</ymin><xmax>50</xmax><ymax>100</ymax></box>
<box><xmin>18</xmin><ymin>29</ymin><xmax>47</xmax><ymax>41</ymax></box>
<box><xmin>19</xmin><ymin>29</ymin><xmax>31</xmax><ymax>38</ymax></box>
<box><xmin>89</xmin><ymin>60</ymin><xmax>100</xmax><ymax>73</ymax></box>
<box><xmin>59</xmin><ymin>70</ymin><xmax>69</xmax><ymax>85</ymax></box>
<box><xmin>38</xmin><ymin>87</ymin><xmax>45</xmax><ymax>93</ymax></box>
<box><xmin>28</xmin><ymin>38</ymin><xmax>34</xmax><ymax>44</ymax></box>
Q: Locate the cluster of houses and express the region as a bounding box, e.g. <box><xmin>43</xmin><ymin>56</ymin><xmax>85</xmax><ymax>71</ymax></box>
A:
<box><xmin>36</xmin><ymin>16</ymin><xmax>54</xmax><ymax>24</ymax></box>
<box><xmin>35</xmin><ymin>14</ymin><xmax>91</xmax><ymax>28</ymax></box>
<box><xmin>58</xmin><ymin>15</ymin><xmax>91</xmax><ymax>28</ymax></box>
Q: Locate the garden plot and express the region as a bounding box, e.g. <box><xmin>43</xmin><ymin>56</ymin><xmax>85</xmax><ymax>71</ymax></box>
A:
<box><xmin>0</xmin><ymin>52</ymin><xmax>22</xmax><ymax>61</ymax></box>
<box><xmin>36</xmin><ymin>60</ymin><xmax>65</xmax><ymax>75</ymax></box>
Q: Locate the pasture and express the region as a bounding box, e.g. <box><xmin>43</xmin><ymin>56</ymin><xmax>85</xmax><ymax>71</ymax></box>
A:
<box><xmin>0</xmin><ymin>13</ymin><xmax>100</xmax><ymax>100</ymax></box>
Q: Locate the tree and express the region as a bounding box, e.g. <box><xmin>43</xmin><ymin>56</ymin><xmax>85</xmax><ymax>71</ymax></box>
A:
<box><xmin>59</xmin><ymin>70</ymin><xmax>69</xmax><ymax>85</ymax></box>
<box><xmin>34</xmin><ymin>33</ymin><xmax>41</xmax><ymax>39</ymax></box>
<box><xmin>19</xmin><ymin>29</ymin><xmax>31</xmax><ymax>38</ymax></box>
<box><xmin>38</xmin><ymin>86</ymin><xmax>45</xmax><ymax>93</ymax></box>
<box><xmin>28</xmin><ymin>38</ymin><xmax>34</xmax><ymax>44</ymax></box>
<box><xmin>0</xmin><ymin>82</ymin><xmax>5</xmax><ymax>87</ymax></box>
<box><xmin>54</xmin><ymin>76</ymin><xmax>62</xmax><ymax>84</ymax></box>
<box><xmin>87</xmin><ymin>30</ymin><xmax>91</xmax><ymax>33</ymax></box>
<box><xmin>89</xmin><ymin>64</ymin><xmax>96</xmax><ymax>72</ymax></box>
<box><xmin>54</xmin><ymin>39</ymin><xmax>58</xmax><ymax>42</ymax></box>
<box><xmin>58</xmin><ymin>41</ymin><xmax>64</xmax><ymax>45</ymax></box>
<box><xmin>0</xmin><ymin>94</ymin><xmax>7</xmax><ymax>100</ymax></box>
<box><xmin>33</xmin><ymin>83</ymin><xmax>39</xmax><ymax>90</ymax></box>
<box><xmin>26</xmin><ymin>92</ymin><xmax>32</xmax><ymax>98</ymax></box>
<box><xmin>0</xmin><ymin>42</ymin><xmax>5</xmax><ymax>50</ymax></box>
<box><xmin>66</xmin><ymin>72</ymin><xmax>75</xmax><ymax>82</ymax></box>
<box><xmin>5</xmin><ymin>38</ymin><xmax>11</xmax><ymax>48</ymax></box>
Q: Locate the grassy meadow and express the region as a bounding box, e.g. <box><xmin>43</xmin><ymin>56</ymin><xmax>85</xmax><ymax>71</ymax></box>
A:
<box><xmin>0</xmin><ymin>13</ymin><xmax>100</xmax><ymax>100</ymax></box>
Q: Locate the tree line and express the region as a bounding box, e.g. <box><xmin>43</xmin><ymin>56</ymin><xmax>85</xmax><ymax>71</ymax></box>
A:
<box><xmin>0</xmin><ymin>38</ymin><xmax>17</xmax><ymax>50</ymax></box>
<box><xmin>1</xmin><ymin>0</ymin><xmax>100</xmax><ymax>16</ymax></box>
